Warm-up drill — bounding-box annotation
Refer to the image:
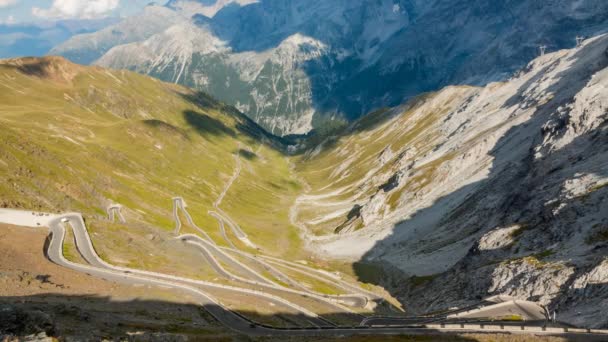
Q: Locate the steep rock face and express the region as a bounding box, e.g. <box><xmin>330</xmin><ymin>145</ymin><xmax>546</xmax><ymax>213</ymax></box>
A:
<box><xmin>97</xmin><ymin>23</ymin><xmax>229</xmax><ymax>85</ymax></box>
<box><xmin>97</xmin><ymin>26</ymin><xmax>333</xmax><ymax>135</ymax></box>
<box><xmin>341</xmin><ymin>0</ymin><xmax>608</xmax><ymax>113</ymax></box>
<box><xmin>56</xmin><ymin>0</ymin><xmax>608</xmax><ymax>135</ymax></box>
<box><xmin>209</xmin><ymin>0</ymin><xmax>411</xmax><ymax>55</ymax></box>
<box><xmin>228</xmin><ymin>34</ymin><xmax>332</xmax><ymax>134</ymax></box>
<box><xmin>294</xmin><ymin>35</ymin><xmax>608</xmax><ymax>327</ymax></box>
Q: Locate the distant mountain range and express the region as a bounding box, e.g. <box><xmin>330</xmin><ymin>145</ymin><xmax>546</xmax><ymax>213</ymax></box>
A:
<box><xmin>50</xmin><ymin>0</ymin><xmax>608</xmax><ymax>136</ymax></box>
<box><xmin>0</xmin><ymin>18</ymin><xmax>118</xmax><ymax>59</ymax></box>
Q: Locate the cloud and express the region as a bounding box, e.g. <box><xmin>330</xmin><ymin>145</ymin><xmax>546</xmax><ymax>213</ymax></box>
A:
<box><xmin>0</xmin><ymin>0</ymin><xmax>18</xmax><ymax>8</ymax></box>
<box><xmin>1</xmin><ymin>15</ymin><xmax>17</xmax><ymax>25</ymax></box>
<box><xmin>33</xmin><ymin>0</ymin><xmax>120</xmax><ymax>19</ymax></box>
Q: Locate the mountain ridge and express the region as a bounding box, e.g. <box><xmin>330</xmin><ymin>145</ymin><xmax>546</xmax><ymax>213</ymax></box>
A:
<box><xmin>52</xmin><ymin>0</ymin><xmax>608</xmax><ymax>136</ymax></box>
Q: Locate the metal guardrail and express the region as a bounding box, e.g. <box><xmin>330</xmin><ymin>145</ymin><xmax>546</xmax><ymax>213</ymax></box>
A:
<box><xmin>424</xmin><ymin>323</ymin><xmax>608</xmax><ymax>335</ymax></box>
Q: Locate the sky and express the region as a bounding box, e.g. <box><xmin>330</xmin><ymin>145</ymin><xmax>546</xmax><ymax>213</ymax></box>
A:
<box><xmin>0</xmin><ymin>0</ymin><xmax>167</xmax><ymax>24</ymax></box>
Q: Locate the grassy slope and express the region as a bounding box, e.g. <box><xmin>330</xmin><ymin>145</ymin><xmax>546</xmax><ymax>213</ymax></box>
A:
<box><xmin>0</xmin><ymin>56</ymin><xmax>301</xmax><ymax>265</ymax></box>
<box><xmin>0</xmin><ymin>56</ymin><xmax>483</xmax><ymax>320</ymax></box>
<box><xmin>294</xmin><ymin>87</ymin><xmax>475</xmax><ymax>235</ymax></box>
<box><xmin>297</xmin><ymin>90</ymin><xmax>469</xmax><ymax>193</ymax></box>
<box><xmin>0</xmin><ymin>57</ymin><xmax>389</xmax><ymax>317</ymax></box>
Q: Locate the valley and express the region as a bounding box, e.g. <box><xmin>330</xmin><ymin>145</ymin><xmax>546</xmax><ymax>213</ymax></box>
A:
<box><xmin>0</xmin><ymin>55</ymin><xmax>389</xmax><ymax>336</ymax></box>
<box><xmin>1</xmin><ymin>28</ymin><xmax>608</xmax><ymax>340</ymax></box>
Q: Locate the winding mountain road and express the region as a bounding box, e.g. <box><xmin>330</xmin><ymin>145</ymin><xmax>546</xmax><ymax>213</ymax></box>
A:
<box><xmin>172</xmin><ymin>197</ymin><xmax>182</xmax><ymax>235</ymax></box>
<box><xmin>171</xmin><ymin>195</ymin><xmax>370</xmax><ymax>310</ymax></box>
<box><xmin>178</xmin><ymin>204</ymin><xmax>370</xmax><ymax>309</ymax></box>
<box><xmin>260</xmin><ymin>255</ymin><xmax>379</xmax><ymax>301</ymax></box>
<box><xmin>211</xmin><ymin>211</ymin><xmax>237</xmax><ymax>249</ymax></box>
<box><xmin>53</xmin><ymin>213</ymin><xmax>332</xmax><ymax>327</ymax></box>
<box><xmin>177</xmin><ymin>233</ymin><xmax>363</xmax><ymax>315</ymax></box>
<box><xmin>173</xmin><ymin>197</ymin><xmax>214</xmax><ymax>243</ymax></box>
<box><xmin>221</xmin><ymin>245</ymin><xmax>370</xmax><ymax>308</ymax></box>
<box><xmin>194</xmin><ymin>151</ymin><xmax>372</xmax><ymax>308</ymax></box>
<box><xmin>45</xmin><ymin>216</ymin><xmax>274</xmax><ymax>333</ymax></box>
<box><xmin>106</xmin><ymin>204</ymin><xmax>125</xmax><ymax>223</ymax></box>
<box><xmin>179</xmin><ymin>234</ymin><xmax>276</xmax><ymax>285</ymax></box>
<box><xmin>2</xmin><ymin>208</ymin><xmax>607</xmax><ymax>338</ymax></box>
<box><xmin>41</xmin><ymin>215</ymin><xmax>608</xmax><ymax>338</ymax></box>
<box><xmin>211</xmin><ymin>153</ymin><xmax>257</xmax><ymax>249</ymax></box>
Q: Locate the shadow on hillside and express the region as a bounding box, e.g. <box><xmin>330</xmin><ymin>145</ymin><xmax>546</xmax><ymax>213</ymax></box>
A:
<box><xmin>179</xmin><ymin>90</ymin><xmax>224</xmax><ymax>111</ymax></box>
<box><xmin>291</xmin><ymin>106</ymin><xmax>402</xmax><ymax>158</ymax></box>
<box><xmin>237</xmin><ymin>149</ymin><xmax>258</xmax><ymax>160</ymax></box>
<box><xmin>3</xmin><ymin>57</ymin><xmax>60</xmax><ymax>79</ymax></box>
<box><xmin>178</xmin><ymin>91</ymin><xmax>290</xmax><ymax>152</ymax></box>
<box><xmin>142</xmin><ymin>119</ymin><xmax>191</xmax><ymax>141</ymax></box>
<box><xmin>183</xmin><ymin>110</ymin><xmax>237</xmax><ymax>138</ymax></box>
<box><xmin>0</xmin><ymin>294</ymin><xmax>473</xmax><ymax>341</ymax></box>
<box><xmin>352</xmin><ymin>37</ymin><xmax>608</xmax><ymax>324</ymax></box>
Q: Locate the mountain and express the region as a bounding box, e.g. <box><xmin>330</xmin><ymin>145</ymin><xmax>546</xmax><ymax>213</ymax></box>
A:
<box><xmin>97</xmin><ymin>26</ymin><xmax>332</xmax><ymax>135</ymax></box>
<box><xmin>1</xmin><ymin>55</ymin><xmax>416</xmax><ymax>335</ymax></box>
<box><xmin>0</xmin><ymin>18</ymin><xmax>118</xmax><ymax>59</ymax></box>
<box><xmin>294</xmin><ymin>33</ymin><xmax>608</xmax><ymax>327</ymax></box>
<box><xmin>166</xmin><ymin>0</ymin><xmax>260</xmax><ymax>18</ymax></box>
<box><xmin>3</xmin><ymin>30</ymin><xmax>608</xmax><ymax>330</ymax></box>
<box><xmin>49</xmin><ymin>5</ymin><xmax>186</xmax><ymax>65</ymax></box>
<box><xmin>52</xmin><ymin>0</ymin><xmax>608</xmax><ymax>136</ymax></box>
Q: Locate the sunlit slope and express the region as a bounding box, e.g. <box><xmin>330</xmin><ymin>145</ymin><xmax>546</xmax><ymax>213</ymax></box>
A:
<box><xmin>0</xmin><ymin>56</ymin><xmax>300</xmax><ymax>258</ymax></box>
<box><xmin>294</xmin><ymin>87</ymin><xmax>478</xmax><ymax>236</ymax></box>
<box><xmin>292</xmin><ymin>33</ymin><xmax>608</xmax><ymax>311</ymax></box>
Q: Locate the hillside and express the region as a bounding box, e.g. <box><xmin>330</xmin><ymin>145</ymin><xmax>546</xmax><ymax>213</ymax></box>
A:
<box><xmin>0</xmin><ymin>56</ymin><xmax>404</xmax><ymax>332</ymax></box>
<box><xmin>0</xmin><ymin>55</ymin><xmax>303</xmax><ymax>261</ymax></box>
<box><xmin>294</xmin><ymin>33</ymin><xmax>608</xmax><ymax>327</ymax></box>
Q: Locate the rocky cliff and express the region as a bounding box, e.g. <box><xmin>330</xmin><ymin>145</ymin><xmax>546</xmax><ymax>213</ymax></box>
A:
<box><xmin>294</xmin><ymin>34</ymin><xmax>608</xmax><ymax>328</ymax></box>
